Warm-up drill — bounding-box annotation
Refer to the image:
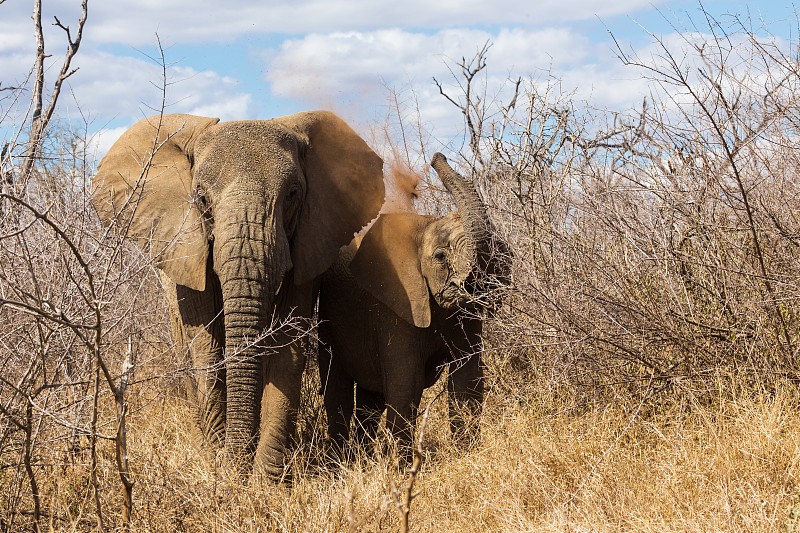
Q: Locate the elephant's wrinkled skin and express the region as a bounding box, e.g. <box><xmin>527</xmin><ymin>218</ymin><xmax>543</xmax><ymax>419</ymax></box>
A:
<box><xmin>92</xmin><ymin>112</ymin><xmax>385</xmax><ymax>477</ymax></box>
<box><xmin>318</xmin><ymin>153</ymin><xmax>508</xmax><ymax>455</ymax></box>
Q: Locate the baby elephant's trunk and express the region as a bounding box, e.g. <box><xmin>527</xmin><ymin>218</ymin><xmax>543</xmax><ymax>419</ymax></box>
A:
<box><xmin>430</xmin><ymin>153</ymin><xmax>500</xmax><ymax>292</ymax></box>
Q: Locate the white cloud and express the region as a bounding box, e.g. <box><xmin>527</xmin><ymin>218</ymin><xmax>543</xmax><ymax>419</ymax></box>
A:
<box><xmin>167</xmin><ymin>67</ymin><xmax>253</xmax><ymax>120</ymax></box>
<box><xmin>266</xmin><ymin>27</ymin><xmax>591</xmax><ymax>103</ymax></box>
<box><xmin>262</xmin><ymin>26</ymin><xmax>650</xmax><ymax>142</ymax></box>
<box><xmin>87</xmin><ymin>126</ymin><xmax>129</xmax><ymax>161</ymax></box>
<box><xmin>4</xmin><ymin>0</ymin><xmax>658</xmax><ymax>50</ymax></box>
<box><xmin>6</xmin><ymin>0</ymin><xmax>776</xmax><ymax>163</ymax></box>
<box><xmin>0</xmin><ymin>27</ymin><xmax>29</xmax><ymax>54</ymax></box>
<box><xmin>2</xmin><ymin>50</ymin><xmax>255</xmax><ymax>131</ymax></box>
<box><xmin>80</xmin><ymin>0</ymin><xmax>662</xmax><ymax>46</ymax></box>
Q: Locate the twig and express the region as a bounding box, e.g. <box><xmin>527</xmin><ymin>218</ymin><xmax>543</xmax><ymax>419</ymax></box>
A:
<box><xmin>90</xmin><ymin>363</ymin><xmax>104</xmax><ymax>530</ymax></box>
<box><xmin>433</xmin><ymin>40</ymin><xmax>493</xmax><ymax>171</ymax></box>
<box><xmin>390</xmin><ymin>405</ymin><xmax>429</xmax><ymax>533</ymax></box>
<box><xmin>20</xmin><ymin>0</ymin><xmax>88</xmax><ymax>182</ymax></box>
<box><xmin>23</xmin><ymin>402</ymin><xmax>40</xmax><ymax>533</ymax></box>
<box><xmin>115</xmin><ymin>337</ymin><xmax>135</xmax><ymax>530</ymax></box>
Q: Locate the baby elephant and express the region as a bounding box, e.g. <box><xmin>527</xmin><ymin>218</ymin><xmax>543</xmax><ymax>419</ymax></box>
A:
<box><xmin>318</xmin><ymin>153</ymin><xmax>507</xmax><ymax>456</ymax></box>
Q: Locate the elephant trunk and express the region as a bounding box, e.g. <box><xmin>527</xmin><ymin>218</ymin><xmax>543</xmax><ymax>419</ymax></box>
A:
<box><xmin>222</xmin><ymin>300</ymin><xmax>267</xmax><ymax>467</ymax></box>
<box><xmin>215</xmin><ymin>202</ymin><xmax>290</xmax><ymax>470</ymax></box>
<box><xmin>430</xmin><ymin>153</ymin><xmax>494</xmax><ymax>281</ymax></box>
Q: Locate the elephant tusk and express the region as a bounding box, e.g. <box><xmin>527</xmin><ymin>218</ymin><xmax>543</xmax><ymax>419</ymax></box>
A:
<box><xmin>275</xmin><ymin>277</ymin><xmax>284</xmax><ymax>296</ymax></box>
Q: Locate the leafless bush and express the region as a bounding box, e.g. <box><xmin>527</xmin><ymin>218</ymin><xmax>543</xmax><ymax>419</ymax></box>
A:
<box><xmin>0</xmin><ymin>119</ymin><xmax>176</xmax><ymax>531</ymax></box>
<box><xmin>1</xmin><ymin>1</ymin><xmax>798</xmax><ymax>530</ymax></box>
<box><xmin>0</xmin><ymin>3</ymin><xmax>188</xmax><ymax>530</ymax></box>
<box><xmin>445</xmin><ymin>10</ymin><xmax>800</xmax><ymax>405</ymax></box>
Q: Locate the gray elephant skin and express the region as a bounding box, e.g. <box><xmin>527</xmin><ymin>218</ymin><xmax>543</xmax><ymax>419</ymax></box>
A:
<box><xmin>318</xmin><ymin>153</ymin><xmax>507</xmax><ymax>455</ymax></box>
<box><xmin>92</xmin><ymin>112</ymin><xmax>385</xmax><ymax>477</ymax></box>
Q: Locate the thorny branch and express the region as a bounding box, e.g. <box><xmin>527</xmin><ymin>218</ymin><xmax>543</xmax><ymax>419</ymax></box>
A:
<box><xmin>389</xmin><ymin>406</ymin><xmax>429</xmax><ymax>533</ymax></box>
<box><xmin>434</xmin><ymin>40</ymin><xmax>523</xmax><ymax>172</ymax></box>
<box><xmin>20</xmin><ymin>0</ymin><xmax>88</xmax><ymax>183</ymax></box>
<box><xmin>611</xmin><ymin>10</ymin><xmax>795</xmax><ymax>361</ymax></box>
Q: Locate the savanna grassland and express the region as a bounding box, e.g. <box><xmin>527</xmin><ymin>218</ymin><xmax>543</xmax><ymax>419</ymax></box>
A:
<box><xmin>11</xmin><ymin>363</ymin><xmax>796</xmax><ymax>532</ymax></box>
<box><xmin>2</xmin><ymin>6</ymin><xmax>800</xmax><ymax>532</ymax></box>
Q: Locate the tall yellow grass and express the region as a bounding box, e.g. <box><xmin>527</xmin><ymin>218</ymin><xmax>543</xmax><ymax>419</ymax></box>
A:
<box><xmin>3</xmin><ymin>9</ymin><xmax>800</xmax><ymax>532</ymax></box>
<box><xmin>7</xmin><ymin>372</ymin><xmax>796</xmax><ymax>532</ymax></box>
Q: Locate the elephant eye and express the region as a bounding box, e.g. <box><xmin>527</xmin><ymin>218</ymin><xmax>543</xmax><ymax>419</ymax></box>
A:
<box><xmin>285</xmin><ymin>181</ymin><xmax>303</xmax><ymax>204</ymax></box>
<box><xmin>283</xmin><ymin>183</ymin><xmax>303</xmax><ymax>236</ymax></box>
<box><xmin>195</xmin><ymin>188</ymin><xmax>210</xmax><ymax>212</ymax></box>
<box><xmin>194</xmin><ymin>191</ymin><xmax>214</xmax><ymax>235</ymax></box>
<box><xmin>434</xmin><ymin>249</ymin><xmax>447</xmax><ymax>263</ymax></box>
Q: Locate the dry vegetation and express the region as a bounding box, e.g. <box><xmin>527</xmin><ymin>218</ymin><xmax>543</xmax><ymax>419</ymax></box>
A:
<box><xmin>2</xmin><ymin>4</ymin><xmax>800</xmax><ymax>532</ymax></box>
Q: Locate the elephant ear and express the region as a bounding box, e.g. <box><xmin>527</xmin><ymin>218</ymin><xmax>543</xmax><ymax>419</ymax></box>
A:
<box><xmin>276</xmin><ymin>111</ymin><xmax>385</xmax><ymax>286</ymax></box>
<box><xmin>349</xmin><ymin>213</ymin><xmax>434</xmax><ymax>328</ymax></box>
<box><xmin>92</xmin><ymin>114</ymin><xmax>220</xmax><ymax>291</ymax></box>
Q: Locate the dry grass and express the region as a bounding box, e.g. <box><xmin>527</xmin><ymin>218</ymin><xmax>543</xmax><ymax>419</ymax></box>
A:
<box><xmin>3</xmin><ymin>366</ymin><xmax>796</xmax><ymax>532</ymax></box>
<box><xmin>3</xmin><ymin>6</ymin><xmax>800</xmax><ymax>532</ymax></box>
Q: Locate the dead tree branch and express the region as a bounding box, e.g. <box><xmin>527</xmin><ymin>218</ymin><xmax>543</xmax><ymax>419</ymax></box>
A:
<box><xmin>20</xmin><ymin>0</ymin><xmax>88</xmax><ymax>183</ymax></box>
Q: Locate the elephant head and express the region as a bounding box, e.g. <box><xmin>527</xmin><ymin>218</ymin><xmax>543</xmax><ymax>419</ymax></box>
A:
<box><xmin>349</xmin><ymin>152</ymin><xmax>501</xmax><ymax>327</ymax></box>
<box><xmin>92</xmin><ymin>112</ymin><xmax>385</xmax><ymax>471</ymax></box>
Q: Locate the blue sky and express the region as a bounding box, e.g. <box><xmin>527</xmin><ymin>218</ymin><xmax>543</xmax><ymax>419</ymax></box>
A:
<box><xmin>0</xmin><ymin>0</ymin><xmax>793</xmax><ymax>159</ymax></box>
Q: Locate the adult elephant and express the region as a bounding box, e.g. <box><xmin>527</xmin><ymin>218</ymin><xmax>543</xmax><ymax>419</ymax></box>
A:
<box><xmin>92</xmin><ymin>112</ymin><xmax>385</xmax><ymax>477</ymax></box>
<box><xmin>318</xmin><ymin>153</ymin><xmax>508</xmax><ymax>455</ymax></box>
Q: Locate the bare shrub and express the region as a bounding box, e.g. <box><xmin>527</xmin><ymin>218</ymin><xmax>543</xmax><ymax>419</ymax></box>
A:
<box><xmin>1</xmin><ymin>2</ymin><xmax>798</xmax><ymax>531</ymax></box>
<box><xmin>0</xmin><ymin>4</ymin><xmax>183</xmax><ymax>529</ymax></box>
<box><xmin>417</xmin><ymin>10</ymin><xmax>800</xmax><ymax>411</ymax></box>
<box><xmin>0</xmin><ymin>118</ymin><xmax>175</xmax><ymax>531</ymax></box>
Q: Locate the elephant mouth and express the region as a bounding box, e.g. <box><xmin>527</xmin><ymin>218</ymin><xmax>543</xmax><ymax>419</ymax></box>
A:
<box><xmin>464</xmin><ymin>271</ymin><xmax>478</xmax><ymax>296</ymax></box>
<box><xmin>439</xmin><ymin>271</ymin><xmax>494</xmax><ymax>311</ymax></box>
<box><xmin>438</xmin><ymin>279</ymin><xmax>473</xmax><ymax>310</ymax></box>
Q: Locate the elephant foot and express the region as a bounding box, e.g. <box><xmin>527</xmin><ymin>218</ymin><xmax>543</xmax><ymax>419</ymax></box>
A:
<box><xmin>394</xmin><ymin>442</ymin><xmax>416</xmax><ymax>473</ymax></box>
<box><xmin>253</xmin><ymin>449</ymin><xmax>293</xmax><ymax>484</ymax></box>
<box><xmin>216</xmin><ymin>450</ymin><xmax>292</xmax><ymax>484</ymax></box>
<box><xmin>254</xmin><ymin>465</ymin><xmax>292</xmax><ymax>486</ymax></box>
<box><xmin>323</xmin><ymin>437</ymin><xmax>348</xmax><ymax>467</ymax></box>
<box><xmin>450</xmin><ymin>419</ymin><xmax>481</xmax><ymax>450</ymax></box>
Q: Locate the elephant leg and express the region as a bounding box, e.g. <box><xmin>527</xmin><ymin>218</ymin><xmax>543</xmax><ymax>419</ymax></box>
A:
<box><xmin>447</xmin><ymin>351</ymin><xmax>483</xmax><ymax>443</ymax></box>
<box><xmin>254</xmin><ymin>335</ymin><xmax>306</xmax><ymax>479</ymax></box>
<box><xmin>381</xmin><ymin>345</ymin><xmax>424</xmax><ymax>463</ymax></box>
<box><xmin>353</xmin><ymin>385</ymin><xmax>384</xmax><ymax>449</ymax></box>
<box><xmin>253</xmin><ymin>276</ymin><xmax>315</xmax><ymax>480</ymax></box>
<box><xmin>446</xmin><ymin>319</ymin><xmax>484</xmax><ymax>445</ymax></box>
<box><xmin>318</xmin><ymin>343</ymin><xmax>355</xmax><ymax>460</ymax></box>
<box><xmin>384</xmin><ymin>397</ymin><xmax>419</xmax><ymax>466</ymax></box>
<box><xmin>159</xmin><ymin>270</ymin><xmax>226</xmax><ymax>448</ymax></box>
